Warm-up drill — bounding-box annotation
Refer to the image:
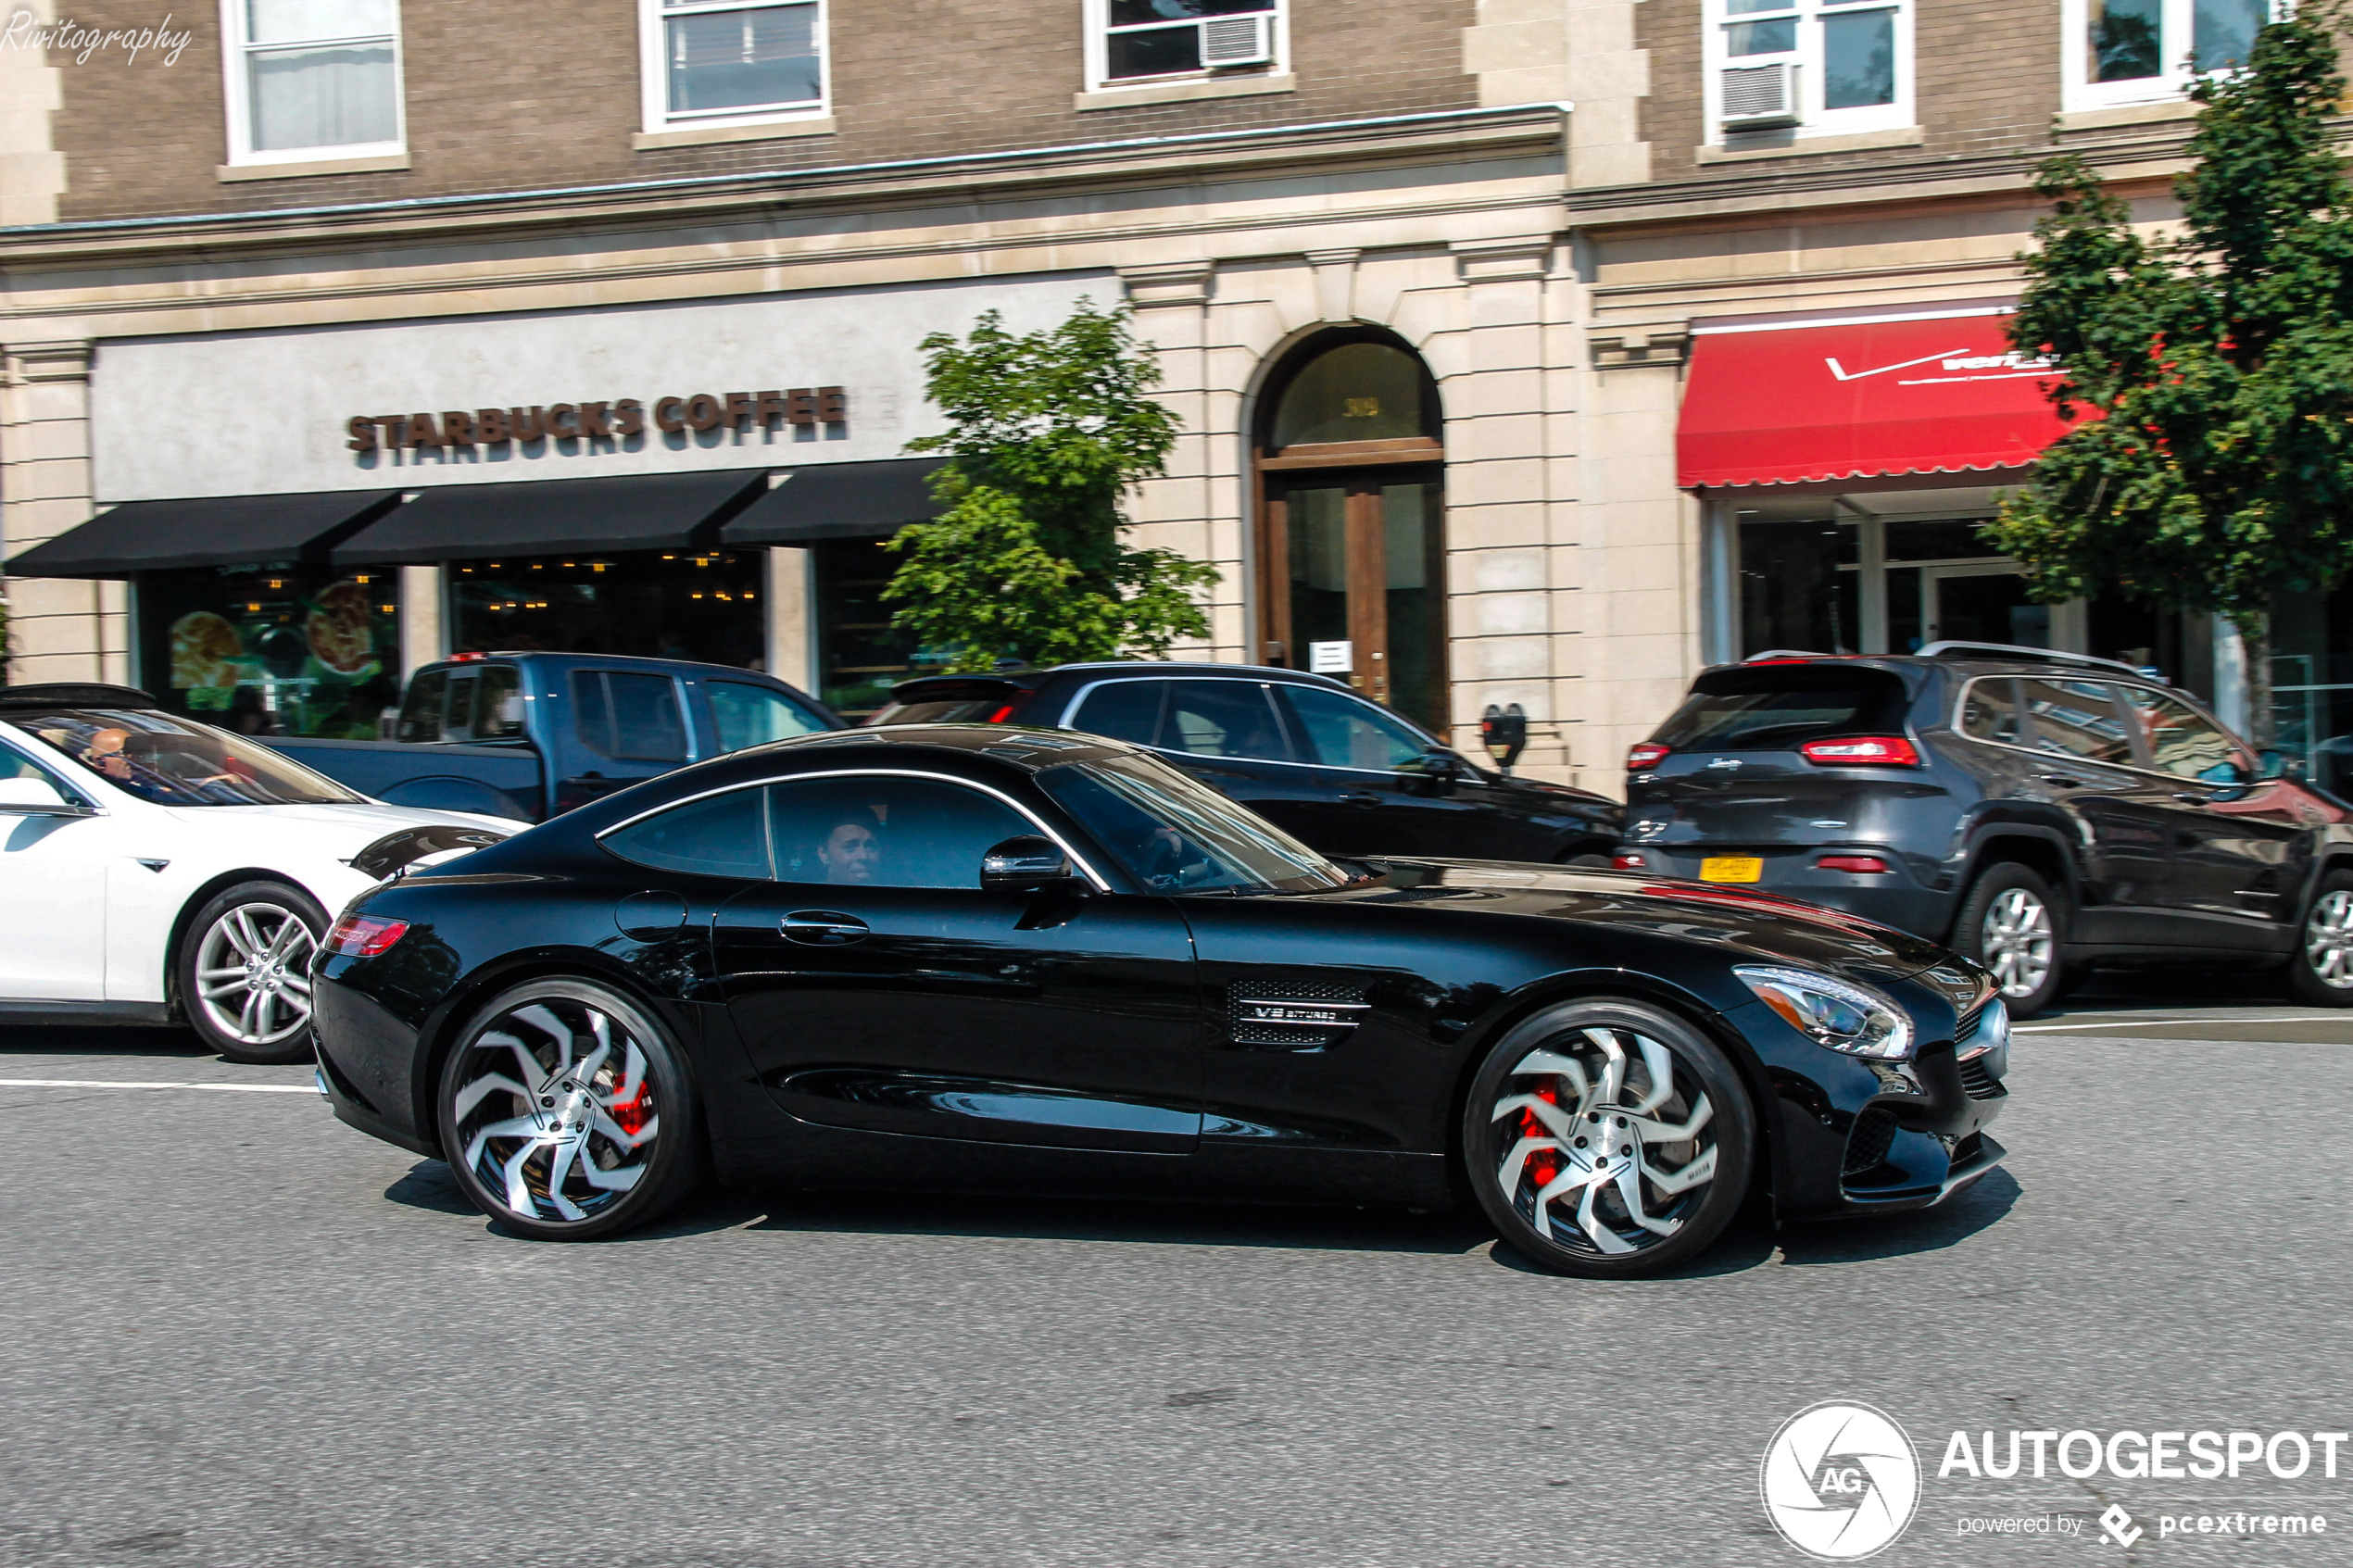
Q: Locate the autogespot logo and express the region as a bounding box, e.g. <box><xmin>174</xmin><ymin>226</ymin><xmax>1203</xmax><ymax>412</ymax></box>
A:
<box><xmin>1762</xmin><ymin>1401</ymin><xmax>1922</xmax><ymax>1561</ymax></box>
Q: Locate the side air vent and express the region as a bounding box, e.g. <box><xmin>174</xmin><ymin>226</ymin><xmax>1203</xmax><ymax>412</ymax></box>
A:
<box><xmin>1228</xmin><ymin>980</ymin><xmax>1365</xmax><ymax>1051</ymax></box>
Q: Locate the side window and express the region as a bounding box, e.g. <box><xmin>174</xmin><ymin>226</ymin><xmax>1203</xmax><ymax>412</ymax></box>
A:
<box><xmin>1160</xmin><ymin>681</ymin><xmax>1292</xmax><ymax>761</ymax></box>
<box><xmin>709</xmin><ymin>681</ymin><xmax>829</xmax><ymax>753</ymax></box>
<box><xmin>472</xmin><ymin>665</ymin><xmax>525</xmax><ymax>740</ymax></box>
<box><xmin>396</xmin><ymin>669</ymin><xmax>449</xmax><ymax>744</ymax></box>
<box><xmin>444</xmin><ymin>674</ymin><xmax>477</xmax><ymax>741</ymax></box>
<box><xmin>768</xmin><ymin>774</ymin><xmax>1032</xmax><ymax>890</ymax></box>
<box><xmin>2119</xmin><ymin>685</ymin><xmax>2245</xmax><ymax>781</ymax></box>
<box><xmin>1068</xmin><ymin>681</ymin><xmax>1166</xmax><ymax>746</ymax></box>
<box><xmin>1280</xmin><ymin>684</ymin><xmax>1429</xmax><ymax>772</ymax></box>
<box><xmin>226</xmin><ymin>0</ymin><xmax>406</xmax><ymax>168</ymax></box>
<box><xmin>603</xmin><ymin>788</ymin><xmax>771</xmax><ymax>880</ymax></box>
<box><xmin>0</xmin><ymin>743</ymin><xmax>86</xmax><ymax>805</ymax></box>
<box><xmin>573</xmin><ymin>671</ymin><xmax>689</xmax><ymax>762</ymax></box>
<box><xmin>1959</xmin><ymin>679</ymin><xmax>2021</xmax><ymax>745</ymax></box>
<box><xmin>2020</xmin><ymin>678</ymin><xmax>2133</xmax><ymax>765</ymax></box>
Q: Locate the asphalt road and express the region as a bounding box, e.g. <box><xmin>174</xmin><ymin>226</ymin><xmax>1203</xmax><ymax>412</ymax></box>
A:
<box><xmin>3</xmin><ymin>976</ymin><xmax>2348</xmax><ymax>1568</ymax></box>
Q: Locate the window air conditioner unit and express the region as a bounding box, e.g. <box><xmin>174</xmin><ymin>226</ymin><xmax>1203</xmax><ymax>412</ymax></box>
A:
<box><xmin>1721</xmin><ymin>62</ymin><xmax>1799</xmax><ymax>130</ymax></box>
<box><xmin>1202</xmin><ymin>14</ymin><xmax>1275</xmax><ymax>68</ymax></box>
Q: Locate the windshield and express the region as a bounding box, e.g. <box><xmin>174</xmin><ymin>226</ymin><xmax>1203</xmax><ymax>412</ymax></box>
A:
<box><xmin>1037</xmin><ymin>751</ymin><xmax>1349</xmax><ymax>894</ymax></box>
<box><xmin>1650</xmin><ymin>666</ymin><xmax>1912</xmax><ymax>752</ymax></box>
<box><xmin>14</xmin><ymin>708</ymin><xmax>363</xmax><ymax>807</ymax></box>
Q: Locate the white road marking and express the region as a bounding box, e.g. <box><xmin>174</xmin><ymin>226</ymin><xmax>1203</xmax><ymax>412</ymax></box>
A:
<box><xmin>0</xmin><ymin>1078</ymin><xmax>317</xmax><ymax>1094</ymax></box>
<box><xmin>2015</xmin><ymin>1016</ymin><xmax>2353</xmax><ymax>1034</ymax></box>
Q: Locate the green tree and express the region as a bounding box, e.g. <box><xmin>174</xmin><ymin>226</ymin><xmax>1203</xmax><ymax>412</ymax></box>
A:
<box><xmin>882</xmin><ymin>301</ymin><xmax>1219</xmax><ymax>672</ymax></box>
<box><xmin>1989</xmin><ymin>8</ymin><xmax>2353</xmax><ymax>743</ymax></box>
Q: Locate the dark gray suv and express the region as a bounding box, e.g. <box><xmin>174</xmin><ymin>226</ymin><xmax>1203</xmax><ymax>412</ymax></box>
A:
<box><xmin>1617</xmin><ymin>643</ymin><xmax>2353</xmax><ymax>1014</ymax></box>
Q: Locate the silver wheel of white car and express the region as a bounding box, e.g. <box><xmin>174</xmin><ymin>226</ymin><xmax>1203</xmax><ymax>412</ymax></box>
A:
<box><xmin>177</xmin><ymin>881</ymin><xmax>328</xmax><ymax>1064</ymax></box>
<box><xmin>437</xmin><ymin>980</ymin><xmax>701</xmax><ymax>1240</ymax></box>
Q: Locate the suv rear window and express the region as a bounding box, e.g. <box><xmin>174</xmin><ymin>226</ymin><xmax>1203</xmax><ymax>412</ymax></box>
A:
<box><xmin>871</xmin><ymin>685</ymin><xmax>1027</xmax><ymax>726</ymax></box>
<box><xmin>1649</xmin><ymin>666</ymin><xmax>1912</xmax><ymax>752</ymax></box>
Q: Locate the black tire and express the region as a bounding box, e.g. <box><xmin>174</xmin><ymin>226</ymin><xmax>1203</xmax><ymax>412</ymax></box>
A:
<box><xmin>1462</xmin><ymin>998</ymin><xmax>1755</xmax><ymax>1278</ymax></box>
<box><xmin>436</xmin><ymin>978</ymin><xmax>703</xmax><ymax>1240</ymax></box>
<box><xmin>176</xmin><ymin>879</ymin><xmax>331</xmax><ymax>1065</ymax></box>
<box><xmin>2284</xmin><ymin>871</ymin><xmax>2353</xmax><ymax>1007</ymax></box>
<box><xmin>1950</xmin><ymin>862</ymin><xmax>2066</xmax><ymax>1018</ymax></box>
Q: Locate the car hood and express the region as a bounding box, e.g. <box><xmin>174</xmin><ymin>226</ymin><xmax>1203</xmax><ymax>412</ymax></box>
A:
<box><xmin>1355</xmin><ymin>858</ymin><xmax>1952</xmax><ymax>986</ymax></box>
<box><xmin>162</xmin><ymin>799</ymin><xmax>518</xmax><ymax>842</ymax></box>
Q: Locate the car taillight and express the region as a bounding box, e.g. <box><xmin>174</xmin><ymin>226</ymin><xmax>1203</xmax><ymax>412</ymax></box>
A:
<box><xmin>986</xmin><ymin>704</ymin><xmax>1018</xmax><ymax>723</ymax></box>
<box><xmin>1627</xmin><ymin>743</ymin><xmax>1671</xmax><ymax>770</ymax></box>
<box><xmin>325</xmin><ymin>913</ymin><xmax>409</xmax><ymax>958</ymax></box>
<box><xmin>1797</xmin><ymin>735</ymin><xmax>1919</xmax><ymax>767</ymax></box>
<box><xmin>1817</xmin><ymin>854</ymin><xmax>1892</xmax><ymax>874</ymax></box>
<box><xmin>1611</xmin><ymin>852</ymin><xmax>1649</xmax><ymax>871</ymax></box>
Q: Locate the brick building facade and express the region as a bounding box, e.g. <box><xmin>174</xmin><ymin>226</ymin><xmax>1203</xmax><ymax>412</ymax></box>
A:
<box><xmin>0</xmin><ymin>0</ymin><xmax>2303</xmax><ymax>787</ymax></box>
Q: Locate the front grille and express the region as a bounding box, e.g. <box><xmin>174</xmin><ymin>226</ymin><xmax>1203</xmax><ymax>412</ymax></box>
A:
<box><xmin>1843</xmin><ymin>1107</ymin><xmax>1900</xmax><ymax>1177</ymax></box>
<box><xmin>1949</xmin><ymin>1132</ymin><xmax>1983</xmax><ymax>1166</ymax></box>
<box><xmin>1955</xmin><ymin>997</ymin><xmax>1989</xmax><ymax>1044</ymax></box>
<box><xmin>1957</xmin><ymin>1055</ymin><xmax>2008</xmax><ymax>1100</ymax></box>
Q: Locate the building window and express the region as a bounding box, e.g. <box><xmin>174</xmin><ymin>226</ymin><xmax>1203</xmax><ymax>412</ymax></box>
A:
<box><xmin>221</xmin><ymin>0</ymin><xmax>404</xmax><ymax>164</ymax></box>
<box><xmin>641</xmin><ymin>0</ymin><xmax>826</xmax><ymax>130</ymax></box>
<box><xmin>1705</xmin><ymin>0</ymin><xmax>1912</xmax><ymax>143</ymax></box>
<box><xmin>1090</xmin><ymin>0</ymin><xmax>1283</xmax><ymax>90</ymax></box>
<box><xmin>2063</xmin><ymin>0</ymin><xmax>2271</xmax><ymax>110</ymax></box>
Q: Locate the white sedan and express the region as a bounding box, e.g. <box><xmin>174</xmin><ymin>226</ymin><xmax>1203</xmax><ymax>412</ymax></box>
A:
<box><xmin>0</xmin><ymin>684</ymin><xmax>514</xmax><ymax>1063</ymax></box>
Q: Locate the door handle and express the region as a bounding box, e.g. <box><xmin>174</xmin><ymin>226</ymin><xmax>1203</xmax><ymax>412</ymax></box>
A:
<box><xmin>782</xmin><ymin>909</ymin><xmax>869</xmax><ymax>945</ymax></box>
<box><xmin>2036</xmin><ymin>773</ymin><xmax>2083</xmax><ymax>788</ymax></box>
<box><xmin>1340</xmin><ymin>792</ymin><xmax>1383</xmax><ymax>808</ymax></box>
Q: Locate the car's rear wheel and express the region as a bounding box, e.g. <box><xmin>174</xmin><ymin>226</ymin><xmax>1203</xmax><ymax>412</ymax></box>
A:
<box><xmin>1952</xmin><ymin>863</ymin><xmax>2065</xmax><ymax>1017</ymax></box>
<box><xmin>1463</xmin><ymin>999</ymin><xmax>1754</xmax><ymax>1278</ymax></box>
<box><xmin>178</xmin><ymin>880</ymin><xmax>328</xmax><ymax>1065</ymax></box>
<box><xmin>2285</xmin><ymin>872</ymin><xmax>2353</xmax><ymax>1007</ymax></box>
<box><xmin>436</xmin><ymin>979</ymin><xmax>701</xmax><ymax>1240</ymax></box>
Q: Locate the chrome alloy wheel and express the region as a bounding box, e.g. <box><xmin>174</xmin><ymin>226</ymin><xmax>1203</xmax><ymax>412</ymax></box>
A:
<box><xmin>2304</xmin><ymin>890</ymin><xmax>2353</xmax><ymax>989</ymax></box>
<box><xmin>448</xmin><ymin>998</ymin><xmax>660</xmax><ymax>1225</ymax></box>
<box><xmin>193</xmin><ymin>901</ymin><xmax>319</xmax><ymax>1048</ymax></box>
<box><xmin>1489</xmin><ymin>1026</ymin><xmax>1718</xmax><ymax>1257</ymax></box>
<box><xmin>1980</xmin><ymin>886</ymin><xmax>2054</xmax><ymax>1001</ymax></box>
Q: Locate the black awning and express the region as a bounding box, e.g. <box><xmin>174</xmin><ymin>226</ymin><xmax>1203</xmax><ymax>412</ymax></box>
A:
<box><xmin>4</xmin><ymin>490</ymin><xmax>400</xmax><ymax>579</ymax></box>
<box><xmin>330</xmin><ymin>470</ymin><xmax>772</xmax><ymax>566</ymax></box>
<box><xmin>719</xmin><ymin>458</ymin><xmax>947</xmax><ymax>546</ymax></box>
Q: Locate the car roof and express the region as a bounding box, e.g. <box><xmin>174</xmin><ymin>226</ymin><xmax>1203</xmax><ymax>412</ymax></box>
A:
<box><xmin>0</xmin><ymin>683</ymin><xmax>163</xmax><ymax>711</ymax></box>
<box><xmin>887</xmin><ymin>661</ymin><xmax>1353</xmax><ymax>700</ymax></box>
<box><xmin>434</xmin><ymin>651</ymin><xmax>791</xmax><ymax>681</ymax></box>
<box><xmin>1708</xmin><ymin>642</ymin><xmax>2173</xmax><ymax>684</ymax></box>
<box><xmin>725</xmin><ymin>721</ymin><xmax>1147</xmax><ymax>773</ymax></box>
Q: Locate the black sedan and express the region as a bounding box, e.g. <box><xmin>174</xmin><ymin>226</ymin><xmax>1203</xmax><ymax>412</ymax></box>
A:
<box><xmin>311</xmin><ymin>724</ymin><xmax>2011</xmax><ymax>1277</ymax></box>
<box><xmin>871</xmin><ymin>662</ymin><xmax>1622</xmax><ymax>865</ymax></box>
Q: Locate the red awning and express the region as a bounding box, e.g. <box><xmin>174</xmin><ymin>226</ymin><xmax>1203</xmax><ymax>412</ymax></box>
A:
<box><xmin>1676</xmin><ymin>310</ymin><xmax>2081</xmax><ymax>490</ymax></box>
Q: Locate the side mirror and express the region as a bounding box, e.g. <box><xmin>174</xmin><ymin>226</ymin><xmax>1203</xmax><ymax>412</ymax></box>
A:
<box><xmin>981</xmin><ymin>834</ymin><xmax>1077</xmax><ymax>894</ymax></box>
<box><xmin>1415</xmin><ymin>747</ymin><xmax>1465</xmax><ymax>779</ymax></box>
<box><xmin>2257</xmin><ymin>748</ymin><xmax>2294</xmax><ymax>782</ymax></box>
<box><xmin>0</xmin><ymin>776</ymin><xmax>84</xmax><ymax>816</ymax></box>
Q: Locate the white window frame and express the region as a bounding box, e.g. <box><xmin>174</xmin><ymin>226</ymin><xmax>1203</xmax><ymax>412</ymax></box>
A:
<box><xmin>1703</xmin><ymin>0</ymin><xmax>1914</xmax><ymax>145</ymax></box>
<box><xmin>2060</xmin><ymin>0</ymin><xmax>2282</xmax><ymax>112</ymax></box>
<box><xmin>1084</xmin><ymin>0</ymin><xmax>1289</xmax><ymax>94</ymax></box>
<box><xmin>638</xmin><ymin>0</ymin><xmax>830</xmax><ymax>134</ymax></box>
<box><xmin>219</xmin><ymin>0</ymin><xmax>407</xmax><ymax>168</ymax></box>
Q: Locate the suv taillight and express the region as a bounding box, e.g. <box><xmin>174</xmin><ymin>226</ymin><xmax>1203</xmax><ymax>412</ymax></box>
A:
<box><xmin>985</xmin><ymin>694</ymin><xmax>1035</xmax><ymax>723</ymax></box>
<box><xmin>1798</xmin><ymin>735</ymin><xmax>1920</xmax><ymax>767</ymax></box>
<box><xmin>1627</xmin><ymin>743</ymin><xmax>1671</xmax><ymax>770</ymax></box>
<box><xmin>325</xmin><ymin>914</ymin><xmax>409</xmax><ymax>958</ymax></box>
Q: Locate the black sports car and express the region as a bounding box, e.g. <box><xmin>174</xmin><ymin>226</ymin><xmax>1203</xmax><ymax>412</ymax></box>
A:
<box><xmin>312</xmin><ymin>723</ymin><xmax>2012</xmax><ymax>1277</ymax></box>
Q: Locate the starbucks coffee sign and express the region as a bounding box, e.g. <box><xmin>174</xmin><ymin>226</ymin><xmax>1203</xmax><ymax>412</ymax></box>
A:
<box><xmin>346</xmin><ymin>388</ymin><xmax>848</xmax><ymax>450</ymax></box>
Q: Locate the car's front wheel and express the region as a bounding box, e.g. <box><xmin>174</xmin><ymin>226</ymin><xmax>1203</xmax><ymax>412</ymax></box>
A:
<box><xmin>178</xmin><ymin>880</ymin><xmax>329</xmax><ymax>1065</ymax></box>
<box><xmin>1951</xmin><ymin>863</ymin><xmax>2065</xmax><ymax>1017</ymax></box>
<box><xmin>2285</xmin><ymin>871</ymin><xmax>2353</xmax><ymax>1007</ymax></box>
<box><xmin>436</xmin><ymin>979</ymin><xmax>701</xmax><ymax>1240</ymax></box>
<box><xmin>1463</xmin><ymin>999</ymin><xmax>1754</xmax><ymax>1278</ymax></box>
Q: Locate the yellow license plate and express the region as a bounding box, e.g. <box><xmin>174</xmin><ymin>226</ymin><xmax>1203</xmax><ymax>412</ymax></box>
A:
<box><xmin>1700</xmin><ymin>856</ymin><xmax>1764</xmax><ymax>884</ymax></box>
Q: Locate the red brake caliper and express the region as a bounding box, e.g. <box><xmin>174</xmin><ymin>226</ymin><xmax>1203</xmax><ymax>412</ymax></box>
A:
<box><xmin>605</xmin><ymin>1077</ymin><xmax>653</xmax><ymax>1137</ymax></box>
<box><xmin>1523</xmin><ymin>1079</ymin><xmax>1562</xmax><ymax>1189</ymax></box>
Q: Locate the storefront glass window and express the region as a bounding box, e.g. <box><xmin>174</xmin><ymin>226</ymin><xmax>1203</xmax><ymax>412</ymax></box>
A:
<box><xmin>1738</xmin><ymin>518</ymin><xmax>1859</xmax><ymax>656</ymax></box>
<box><xmin>811</xmin><ymin>537</ymin><xmax>951</xmax><ymax>720</ymax></box>
<box><xmin>2271</xmin><ymin>585</ymin><xmax>2353</xmax><ymax>796</ymax></box>
<box><xmin>449</xmin><ymin>549</ymin><xmax>763</xmax><ymax>668</ymax></box>
<box><xmin>140</xmin><ymin>564</ymin><xmax>401</xmax><ymax>739</ymax></box>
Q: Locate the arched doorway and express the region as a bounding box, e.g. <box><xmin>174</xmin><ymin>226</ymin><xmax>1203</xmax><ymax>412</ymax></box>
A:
<box><xmin>1254</xmin><ymin>331</ymin><xmax>1447</xmax><ymax>733</ymax></box>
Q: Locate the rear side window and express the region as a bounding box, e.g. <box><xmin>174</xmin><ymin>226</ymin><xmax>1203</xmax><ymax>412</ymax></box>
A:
<box><xmin>1650</xmin><ymin>667</ymin><xmax>1911</xmax><ymax>751</ymax></box>
<box><xmin>1161</xmin><ymin>680</ymin><xmax>1291</xmax><ymax>760</ymax></box>
<box><xmin>396</xmin><ymin>669</ymin><xmax>449</xmax><ymax>744</ymax></box>
<box><xmin>573</xmin><ymin>671</ymin><xmax>689</xmax><ymax>762</ymax></box>
<box><xmin>603</xmin><ymin>788</ymin><xmax>770</xmax><ymax>879</ymax></box>
<box><xmin>2020</xmin><ymin>678</ymin><xmax>2131</xmax><ymax>765</ymax></box>
<box><xmin>472</xmin><ymin>665</ymin><xmax>524</xmax><ymax>739</ymax></box>
<box><xmin>709</xmin><ymin>681</ymin><xmax>828</xmax><ymax>753</ymax></box>
<box><xmin>1067</xmin><ymin>681</ymin><xmax>1165</xmax><ymax>745</ymax></box>
<box><xmin>1959</xmin><ymin>678</ymin><xmax>2022</xmax><ymax>744</ymax></box>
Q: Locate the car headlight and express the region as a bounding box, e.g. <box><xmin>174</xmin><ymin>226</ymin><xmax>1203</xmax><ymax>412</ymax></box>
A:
<box><xmin>1734</xmin><ymin>964</ymin><xmax>1915</xmax><ymax>1060</ymax></box>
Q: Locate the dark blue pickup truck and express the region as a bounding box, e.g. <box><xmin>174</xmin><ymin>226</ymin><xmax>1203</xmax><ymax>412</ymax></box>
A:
<box><xmin>269</xmin><ymin>652</ymin><xmax>841</xmax><ymax>822</ymax></box>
